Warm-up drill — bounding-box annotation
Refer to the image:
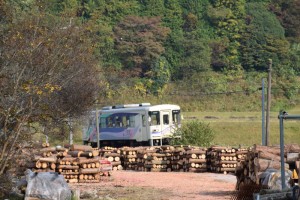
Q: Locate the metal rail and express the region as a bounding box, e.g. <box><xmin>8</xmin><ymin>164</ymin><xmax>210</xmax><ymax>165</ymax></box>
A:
<box><xmin>278</xmin><ymin>111</ymin><xmax>300</xmax><ymax>190</ymax></box>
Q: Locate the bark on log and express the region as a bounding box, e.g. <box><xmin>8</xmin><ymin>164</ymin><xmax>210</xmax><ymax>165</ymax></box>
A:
<box><xmin>68</xmin><ymin>151</ymin><xmax>83</xmax><ymax>157</ymax></box>
<box><xmin>258</xmin><ymin>151</ymin><xmax>282</xmax><ymax>162</ymax></box>
<box><xmin>254</xmin><ymin>158</ymin><xmax>289</xmax><ymax>171</ymax></box>
<box><xmin>76</xmin><ymin>157</ymin><xmax>100</xmax><ymax>164</ymax></box>
<box><xmin>110</xmin><ymin>161</ymin><xmax>122</xmax><ymax>166</ymax></box>
<box><xmin>80</xmin><ymin>168</ymin><xmax>100</xmax><ymax>174</ymax></box>
<box><xmin>151</xmin><ymin>160</ymin><xmax>170</xmax><ymax>165</ymax></box>
<box><xmin>57</xmin><ymin>165</ymin><xmax>79</xmax><ymax>170</ymax></box>
<box><xmin>39</xmin><ymin>147</ymin><xmax>56</xmax><ymax>153</ymax></box>
<box><xmin>38</xmin><ymin>157</ymin><xmax>57</xmax><ymax>163</ymax></box>
<box><xmin>188</xmin><ymin>159</ymin><xmax>206</xmax><ymax>163</ymax></box>
<box><xmin>188</xmin><ymin>168</ymin><xmax>207</xmax><ymax>172</ymax></box>
<box><xmin>79</xmin><ymin>152</ymin><xmax>93</xmax><ymax>157</ymax></box>
<box><xmin>253</xmin><ymin>144</ymin><xmax>282</xmax><ymax>155</ymax></box>
<box><xmin>70</xmin><ymin>144</ymin><xmax>93</xmax><ymax>151</ymax></box>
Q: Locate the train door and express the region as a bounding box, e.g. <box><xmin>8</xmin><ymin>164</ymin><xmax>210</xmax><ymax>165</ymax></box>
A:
<box><xmin>160</xmin><ymin>110</ymin><xmax>171</xmax><ymax>138</ymax></box>
<box><xmin>140</xmin><ymin>113</ymin><xmax>148</xmax><ymax>141</ymax></box>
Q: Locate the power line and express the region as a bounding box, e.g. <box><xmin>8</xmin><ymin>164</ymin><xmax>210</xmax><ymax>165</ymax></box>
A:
<box><xmin>166</xmin><ymin>88</ymin><xmax>260</xmax><ymax>96</ymax></box>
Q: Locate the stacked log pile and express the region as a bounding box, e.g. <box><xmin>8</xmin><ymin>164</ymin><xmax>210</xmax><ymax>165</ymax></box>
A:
<box><xmin>135</xmin><ymin>147</ymin><xmax>161</xmax><ymax>171</ymax></box>
<box><xmin>30</xmin><ymin>146</ymin><xmax>62</xmax><ymax>173</ymax></box>
<box><xmin>28</xmin><ymin>144</ymin><xmax>112</xmax><ymax>183</ymax></box>
<box><xmin>143</xmin><ymin>146</ymin><xmax>171</xmax><ymax>172</ymax></box>
<box><xmin>236</xmin><ymin>144</ymin><xmax>291</xmax><ymax>187</ymax></box>
<box><xmin>168</xmin><ymin>146</ymin><xmax>186</xmax><ymax>172</ymax></box>
<box><xmin>208</xmin><ymin>146</ymin><xmax>238</xmax><ymax>174</ymax></box>
<box><xmin>99</xmin><ymin>146</ymin><xmax>122</xmax><ymax>171</ymax></box>
<box><xmin>185</xmin><ymin>147</ymin><xmax>207</xmax><ymax>172</ymax></box>
<box><xmin>121</xmin><ymin>147</ymin><xmax>141</xmax><ymax>171</ymax></box>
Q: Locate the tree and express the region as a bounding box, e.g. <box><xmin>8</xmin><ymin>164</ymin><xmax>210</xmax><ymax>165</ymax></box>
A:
<box><xmin>207</xmin><ymin>0</ymin><xmax>246</xmax><ymax>70</ymax></box>
<box><xmin>114</xmin><ymin>15</ymin><xmax>170</xmax><ymax>77</ymax></box>
<box><xmin>270</xmin><ymin>0</ymin><xmax>300</xmax><ymax>43</ymax></box>
<box><xmin>240</xmin><ymin>2</ymin><xmax>289</xmax><ymax>71</ymax></box>
<box><xmin>0</xmin><ymin>2</ymin><xmax>99</xmax><ymax>182</ymax></box>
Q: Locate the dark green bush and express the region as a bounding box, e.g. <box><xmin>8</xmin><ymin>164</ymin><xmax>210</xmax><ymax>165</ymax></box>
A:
<box><xmin>172</xmin><ymin>120</ymin><xmax>215</xmax><ymax>147</ymax></box>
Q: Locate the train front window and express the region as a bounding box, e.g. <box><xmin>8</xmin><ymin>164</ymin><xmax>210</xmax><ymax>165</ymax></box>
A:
<box><xmin>149</xmin><ymin>111</ymin><xmax>160</xmax><ymax>125</ymax></box>
<box><xmin>172</xmin><ymin>110</ymin><xmax>181</xmax><ymax>124</ymax></box>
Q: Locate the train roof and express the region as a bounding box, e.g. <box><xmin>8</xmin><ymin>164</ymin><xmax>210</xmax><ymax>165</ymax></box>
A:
<box><xmin>100</xmin><ymin>103</ymin><xmax>180</xmax><ymax>113</ymax></box>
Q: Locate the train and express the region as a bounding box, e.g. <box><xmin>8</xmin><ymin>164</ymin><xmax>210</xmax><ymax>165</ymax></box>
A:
<box><xmin>82</xmin><ymin>103</ymin><xmax>181</xmax><ymax>147</ymax></box>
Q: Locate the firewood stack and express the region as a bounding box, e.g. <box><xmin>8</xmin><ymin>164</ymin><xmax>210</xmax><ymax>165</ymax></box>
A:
<box><xmin>99</xmin><ymin>146</ymin><xmax>122</xmax><ymax>171</ymax></box>
<box><xmin>235</xmin><ymin>144</ymin><xmax>291</xmax><ymax>187</ymax></box>
<box><xmin>121</xmin><ymin>147</ymin><xmax>138</xmax><ymax>170</ymax></box>
<box><xmin>236</xmin><ymin>147</ymin><xmax>248</xmax><ymax>162</ymax></box>
<box><xmin>185</xmin><ymin>146</ymin><xmax>207</xmax><ymax>172</ymax></box>
<box><xmin>208</xmin><ymin>145</ymin><xmax>238</xmax><ymax>174</ymax></box>
<box><xmin>31</xmin><ymin>146</ymin><xmax>62</xmax><ymax>173</ymax></box>
<box><xmin>143</xmin><ymin>147</ymin><xmax>172</xmax><ymax>172</ymax></box>
<box><xmin>161</xmin><ymin>145</ymin><xmax>185</xmax><ymax>172</ymax></box>
<box><xmin>135</xmin><ymin>146</ymin><xmax>161</xmax><ymax>171</ymax></box>
<box><xmin>169</xmin><ymin>146</ymin><xmax>185</xmax><ymax>172</ymax></box>
<box><xmin>28</xmin><ymin>144</ymin><xmax>112</xmax><ymax>183</ymax></box>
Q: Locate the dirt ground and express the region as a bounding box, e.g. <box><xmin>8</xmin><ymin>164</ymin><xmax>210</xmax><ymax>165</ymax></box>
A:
<box><xmin>69</xmin><ymin>170</ymin><xmax>237</xmax><ymax>200</ymax></box>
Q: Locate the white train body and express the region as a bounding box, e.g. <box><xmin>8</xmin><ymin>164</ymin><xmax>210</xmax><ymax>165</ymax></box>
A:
<box><xmin>83</xmin><ymin>103</ymin><xmax>181</xmax><ymax>146</ymax></box>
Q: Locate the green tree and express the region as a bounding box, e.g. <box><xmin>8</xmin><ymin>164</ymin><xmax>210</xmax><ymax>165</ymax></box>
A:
<box><xmin>172</xmin><ymin>120</ymin><xmax>215</xmax><ymax>147</ymax></box>
<box><xmin>139</xmin><ymin>0</ymin><xmax>165</xmax><ymax>16</ymax></box>
<box><xmin>179</xmin><ymin>33</ymin><xmax>212</xmax><ymax>77</ymax></box>
<box><xmin>161</xmin><ymin>0</ymin><xmax>185</xmax><ymax>80</ymax></box>
<box><xmin>240</xmin><ymin>2</ymin><xmax>289</xmax><ymax>71</ymax></box>
<box><xmin>114</xmin><ymin>15</ymin><xmax>170</xmax><ymax>76</ymax></box>
<box><xmin>208</xmin><ymin>0</ymin><xmax>246</xmax><ymax>70</ymax></box>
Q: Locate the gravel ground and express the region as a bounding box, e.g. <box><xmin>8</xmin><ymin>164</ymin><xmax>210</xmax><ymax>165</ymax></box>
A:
<box><xmin>70</xmin><ymin>171</ymin><xmax>237</xmax><ymax>200</ymax></box>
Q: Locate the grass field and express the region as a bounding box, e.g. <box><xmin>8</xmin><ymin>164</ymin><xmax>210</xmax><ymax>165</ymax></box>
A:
<box><xmin>183</xmin><ymin>107</ymin><xmax>300</xmax><ymax>147</ymax></box>
<box><xmin>45</xmin><ymin>105</ymin><xmax>300</xmax><ymax>148</ymax></box>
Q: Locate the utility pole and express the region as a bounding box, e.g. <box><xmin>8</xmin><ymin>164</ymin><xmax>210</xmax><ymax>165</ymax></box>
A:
<box><xmin>96</xmin><ymin>109</ymin><xmax>100</xmax><ymax>149</ymax></box>
<box><xmin>266</xmin><ymin>59</ymin><xmax>272</xmax><ymax>146</ymax></box>
<box><xmin>68</xmin><ymin>117</ymin><xmax>73</xmax><ymax>145</ymax></box>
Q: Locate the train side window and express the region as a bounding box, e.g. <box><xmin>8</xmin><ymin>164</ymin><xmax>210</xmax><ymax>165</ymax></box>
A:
<box><xmin>100</xmin><ymin>117</ymin><xmax>106</xmax><ymax>128</ymax></box>
<box><xmin>122</xmin><ymin>116</ymin><xmax>127</xmax><ymax>127</ymax></box>
<box><xmin>142</xmin><ymin>115</ymin><xmax>146</xmax><ymax>127</ymax></box>
<box><xmin>129</xmin><ymin>116</ymin><xmax>135</xmax><ymax>127</ymax></box>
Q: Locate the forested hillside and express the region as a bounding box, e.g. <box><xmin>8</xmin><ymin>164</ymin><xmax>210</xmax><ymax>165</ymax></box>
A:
<box><xmin>1</xmin><ymin>0</ymin><xmax>300</xmax><ymax>111</ymax></box>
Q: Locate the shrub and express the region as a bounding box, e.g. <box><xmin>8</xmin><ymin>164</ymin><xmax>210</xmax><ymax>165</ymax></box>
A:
<box><xmin>172</xmin><ymin>120</ymin><xmax>215</xmax><ymax>147</ymax></box>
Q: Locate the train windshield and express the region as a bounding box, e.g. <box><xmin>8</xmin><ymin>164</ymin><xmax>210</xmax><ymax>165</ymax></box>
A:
<box><xmin>172</xmin><ymin>110</ymin><xmax>181</xmax><ymax>124</ymax></box>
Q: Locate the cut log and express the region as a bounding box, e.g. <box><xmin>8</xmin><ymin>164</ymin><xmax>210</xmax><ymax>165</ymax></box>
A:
<box><xmin>68</xmin><ymin>179</ymin><xmax>79</xmax><ymax>183</ymax></box>
<box><xmin>188</xmin><ymin>159</ymin><xmax>206</xmax><ymax>164</ymax></box>
<box><xmin>253</xmin><ymin>144</ymin><xmax>282</xmax><ymax>155</ymax></box>
<box><xmin>57</xmin><ymin>165</ymin><xmax>79</xmax><ymax>170</ymax></box>
<box><xmin>111</xmin><ymin>161</ymin><xmax>122</xmax><ymax>166</ymax></box>
<box><xmin>258</xmin><ymin>151</ymin><xmax>281</xmax><ymax>162</ymax></box>
<box><xmin>70</xmin><ymin>144</ymin><xmax>93</xmax><ymax>151</ymax></box>
<box><xmin>68</xmin><ymin>151</ymin><xmax>83</xmax><ymax>157</ymax></box>
<box><xmin>38</xmin><ymin>157</ymin><xmax>57</xmax><ymax>163</ymax></box>
<box><xmin>77</xmin><ymin>157</ymin><xmax>100</xmax><ymax>164</ymax></box>
<box><xmin>188</xmin><ymin>168</ymin><xmax>207</xmax><ymax>172</ymax></box>
<box><xmin>79</xmin><ymin>168</ymin><xmax>100</xmax><ymax>174</ymax></box>
<box><xmin>254</xmin><ymin>158</ymin><xmax>289</xmax><ymax>172</ymax></box>
<box><xmin>79</xmin><ymin>152</ymin><xmax>93</xmax><ymax>157</ymax></box>
<box><xmin>39</xmin><ymin>147</ymin><xmax>56</xmax><ymax>153</ymax></box>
